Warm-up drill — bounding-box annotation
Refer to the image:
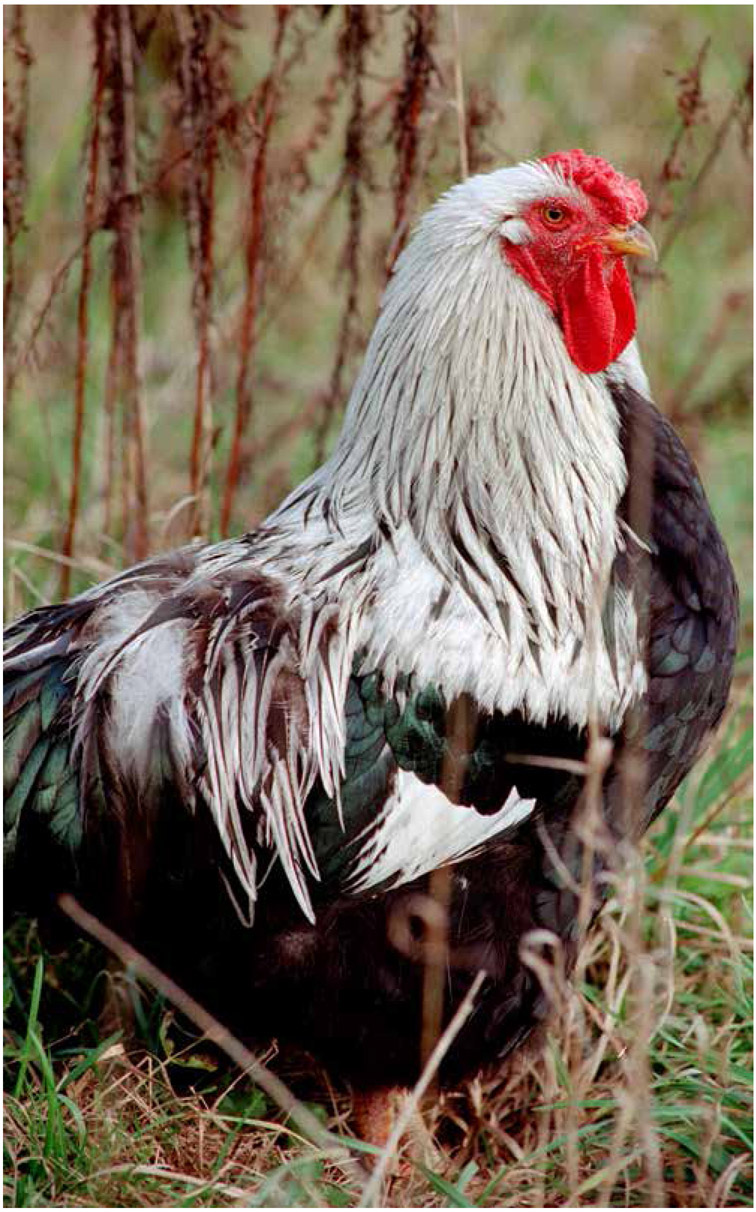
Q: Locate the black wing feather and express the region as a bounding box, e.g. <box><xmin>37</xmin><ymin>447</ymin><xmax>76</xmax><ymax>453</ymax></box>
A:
<box><xmin>610</xmin><ymin>381</ymin><xmax>738</xmax><ymax>829</ymax></box>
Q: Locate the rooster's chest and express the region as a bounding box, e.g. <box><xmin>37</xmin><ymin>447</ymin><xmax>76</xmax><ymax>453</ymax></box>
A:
<box><xmin>353</xmin><ymin>525</ymin><xmax>645</xmax><ymax>733</ymax></box>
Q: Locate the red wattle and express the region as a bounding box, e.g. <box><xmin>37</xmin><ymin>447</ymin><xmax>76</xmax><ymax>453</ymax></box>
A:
<box><xmin>606</xmin><ymin>258</ymin><xmax>636</xmax><ymax>363</ymax></box>
<box><xmin>557</xmin><ymin>250</ymin><xmax>636</xmax><ymax>374</ymax></box>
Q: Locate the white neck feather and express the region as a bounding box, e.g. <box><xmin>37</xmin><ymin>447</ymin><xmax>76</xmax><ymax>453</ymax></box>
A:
<box><xmin>258</xmin><ymin>167</ymin><xmax>646</xmax><ymax>730</ymax></box>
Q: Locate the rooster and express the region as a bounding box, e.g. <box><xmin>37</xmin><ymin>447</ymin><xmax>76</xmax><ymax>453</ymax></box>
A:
<box><xmin>4</xmin><ymin>151</ymin><xmax>738</xmax><ymax>1111</ymax></box>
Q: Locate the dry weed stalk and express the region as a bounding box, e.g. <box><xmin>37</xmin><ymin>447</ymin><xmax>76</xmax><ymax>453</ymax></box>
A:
<box><xmin>417</xmin><ymin>696</ymin><xmax>477</xmax><ymax>1092</ymax></box>
<box><xmin>388</xmin><ymin>4</ymin><xmax>438</xmax><ymax>271</ymax></box>
<box><xmin>118</xmin><ymin>8</ymin><xmax>150</xmax><ymax>564</ymax></box>
<box><xmin>11</xmin><ymin>89</ymin><xmax>248</xmax><ymax>425</ymax></box>
<box><xmin>220</xmin><ymin>7</ymin><xmax>292</xmax><ymax>537</ymax></box>
<box><xmin>60</xmin><ymin>9</ymin><xmax>107</xmax><ymax>598</ymax></box>
<box><xmin>659</xmin><ymin>55</ymin><xmax>753</xmax><ymax>265</ymax></box>
<box><xmin>646</xmin><ymin>37</ymin><xmax>711</xmax><ymax>228</ymax></box>
<box><xmin>451</xmin><ymin>7</ymin><xmax>469</xmax><ymax>181</ymax></box>
<box><xmin>97</xmin><ymin>6</ymin><xmax>152</xmax><ymax>563</ymax></box>
<box><xmin>258</xmin><ymin>73</ymin><xmax>406</xmax><ymax>351</ymax></box>
<box><xmin>175</xmin><ymin>7</ymin><xmax>221</xmax><ymax>539</ymax></box>
<box><xmin>638</xmin><ymin>45</ymin><xmax>752</xmax><ymax>297</ymax></box>
<box><xmin>312</xmin><ymin>6</ymin><xmax>372</xmax><ymax>467</ymax></box>
<box><xmin>3</xmin><ymin>4</ymin><xmax>32</xmax><ymax>413</ymax></box>
<box><xmin>285</xmin><ymin>61</ymin><xmax>348</xmax><ymax>197</ymax></box>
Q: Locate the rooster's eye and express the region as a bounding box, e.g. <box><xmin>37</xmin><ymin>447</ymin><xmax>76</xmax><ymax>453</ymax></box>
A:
<box><xmin>542</xmin><ymin>205</ymin><xmax>568</xmax><ymax>227</ymax></box>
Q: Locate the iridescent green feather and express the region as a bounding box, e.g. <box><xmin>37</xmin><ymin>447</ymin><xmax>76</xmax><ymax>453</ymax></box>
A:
<box><xmin>3</xmin><ymin>656</ymin><xmax>82</xmax><ymax>870</ymax></box>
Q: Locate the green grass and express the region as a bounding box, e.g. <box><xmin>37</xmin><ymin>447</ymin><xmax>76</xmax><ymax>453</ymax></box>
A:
<box><xmin>3</xmin><ymin>4</ymin><xmax>753</xmax><ymax>1207</ymax></box>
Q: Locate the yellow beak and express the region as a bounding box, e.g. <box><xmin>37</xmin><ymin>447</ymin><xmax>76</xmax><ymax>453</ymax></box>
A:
<box><xmin>601</xmin><ymin>222</ymin><xmax>657</xmax><ymax>260</ymax></box>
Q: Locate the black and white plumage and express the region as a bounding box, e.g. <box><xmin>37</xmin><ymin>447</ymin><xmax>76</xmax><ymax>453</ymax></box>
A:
<box><xmin>4</xmin><ymin>152</ymin><xmax>738</xmax><ymax>1091</ymax></box>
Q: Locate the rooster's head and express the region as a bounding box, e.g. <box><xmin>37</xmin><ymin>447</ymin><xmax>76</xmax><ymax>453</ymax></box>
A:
<box><xmin>404</xmin><ymin>149</ymin><xmax>655</xmax><ymax>377</ymax></box>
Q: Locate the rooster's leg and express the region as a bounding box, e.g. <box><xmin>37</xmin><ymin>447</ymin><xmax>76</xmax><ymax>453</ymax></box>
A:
<box><xmin>352</xmin><ymin>1085</ymin><xmax>440</xmax><ymax>1181</ymax></box>
<box><xmin>353</xmin><ymin>1086</ymin><xmax>401</xmax><ymax>1152</ymax></box>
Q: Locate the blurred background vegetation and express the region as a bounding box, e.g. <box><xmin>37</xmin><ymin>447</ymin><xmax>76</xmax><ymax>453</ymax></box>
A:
<box><xmin>3</xmin><ymin>5</ymin><xmax>753</xmax><ymax>1207</ymax></box>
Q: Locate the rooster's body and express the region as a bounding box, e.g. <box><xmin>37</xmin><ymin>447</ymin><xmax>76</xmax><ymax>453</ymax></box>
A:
<box><xmin>4</xmin><ymin>152</ymin><xmax>738</xmax><ymax>1091</ymax></box>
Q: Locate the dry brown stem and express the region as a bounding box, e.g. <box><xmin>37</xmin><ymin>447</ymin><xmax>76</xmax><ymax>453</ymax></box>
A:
<box><xmin>451</xmin><ymin>7</ymin><xmax>468</xmax><ymax>180</ymax></box>
<box><xmin>3</xmin><ymin>5</ymin><xmax>32</xmax><ymax>412</ymax></box>
<box><xmin>220</xmin><ymin>8</ymin><xmax>291</xmax><ymax>537</ymax></box>
<box><xmin>312</xmin><ymin>6</ymin><xmax>371</xmax><ymax>466</ymax></box>
<box><xmin>419</xmin><ymin>695</ymin><xmax>477</xmax><ymax>1090</ymax></box>
<box><xmin>11</xmin><ymin>105</ymin><xmax>242</xmax><ymax>398</ymax></box>
<box><xmin>60</xmin><ymin>9</ymin><xmax>107</xmax><ymax>597</ymax></box>
<box><xmin>116</xmin><ymin>7</ymin><xmax>150</xmax><ymax>562</ymax></box>
<box><xmin>659</xmin><ymin>57</ymin><xmax>753</xmax><ymax>264</ymax></box>
<box><xmin>97</xmin><ymin>7</ymin><xmax>151</xmax><ymax>561</ymax></box>
<box><xmin>101</xmin><ymin>290</ymin><xmax>121</xmax><ymax>541</ymax></box>
<box><xmin>388</xmin><ymin>4</ymin><xmax>437</xmax><ymax>273</ymax></box>
<box><xmin>645</xmin><ymin>38</ymin><xmax>711</xmax><ymax>229</ymax></box>
<box><xmin>285</xmin><ymin>63</ymin><xmax>348</xmax><ymax>196</ymax></box>
<box><xmin>176</xmin><ymin>7</ymin><xmax>219</xmax><ymax>540</ymax></box>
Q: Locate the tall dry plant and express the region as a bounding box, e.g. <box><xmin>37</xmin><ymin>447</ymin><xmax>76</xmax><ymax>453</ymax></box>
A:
<box><xmin>174</xmin><ymin>6</ymin><xmax>220</xmax><ymax>539</ymax></box>
<box><xmin>3</xmin><ymin>5</ymin><xmax>32</xmax><ymax>413</ymax></box>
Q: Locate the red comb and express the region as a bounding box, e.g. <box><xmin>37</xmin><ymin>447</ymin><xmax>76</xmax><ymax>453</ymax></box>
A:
<box><xmin>541</xmin><ymin>149</ymin><xmax>647</xmax><ymax>227</ymax></box>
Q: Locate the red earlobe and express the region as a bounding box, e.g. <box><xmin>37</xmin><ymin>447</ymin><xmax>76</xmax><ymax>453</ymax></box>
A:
<box><xmin>502</xmin><ymin>241</ymin><xmax>557</xmax><ymax>312</ymax></box>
